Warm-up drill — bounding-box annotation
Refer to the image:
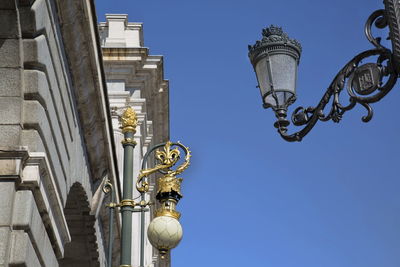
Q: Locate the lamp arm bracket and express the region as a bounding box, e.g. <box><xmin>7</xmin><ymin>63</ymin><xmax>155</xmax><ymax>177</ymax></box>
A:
<box><xmin>136</xmin><ymin>141</ymin><xmax>191</xmax><ymax>193</ymax></box>
<box><xmin>276</xmin><ymin>7</ymin><xmax>400</xmax><ymax>142</ymax></box>
<box><xmin>106</xmin><ymin>199</ymin><xmax>152</xmax><ymax>209</ymax></box>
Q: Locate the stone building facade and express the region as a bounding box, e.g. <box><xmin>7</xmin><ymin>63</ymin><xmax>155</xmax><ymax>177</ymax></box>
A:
<box><xmin>0</xmin><ymin>0</ymin><xmax>119</xmax><ymax>266</ymax></box>
<box><xmin>99</xmin><ymin>14</ymin><xmax>170</xmax><ymax>267</ymax></box>
<box><xmin>0</xmin><ymin>0</ymin><xmax>171</xmax><ymax>266</ymax></box>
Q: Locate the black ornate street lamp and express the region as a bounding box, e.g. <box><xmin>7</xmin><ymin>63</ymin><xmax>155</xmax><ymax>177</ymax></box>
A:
<box><xmin>248</xmin><ymin>0</ymin><xmax>400</xmax><ymax>142</ymax></box>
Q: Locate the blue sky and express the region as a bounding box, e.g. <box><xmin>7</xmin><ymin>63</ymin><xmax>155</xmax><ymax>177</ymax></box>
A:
<box><xmin>95</xmin><ymin>1</ymin><xmax>400</xmax><ymax>266</ymax></box>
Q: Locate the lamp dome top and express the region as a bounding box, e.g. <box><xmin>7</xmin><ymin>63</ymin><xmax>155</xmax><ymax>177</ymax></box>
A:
<box><xmin>248</xmin><ymin>25</ymin><xmax>302</xmax><ymax>56</ymax></box>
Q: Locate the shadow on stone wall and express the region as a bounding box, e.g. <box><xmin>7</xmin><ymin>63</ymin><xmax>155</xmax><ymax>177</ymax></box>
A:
<box><xmin>58</xmin><ymin>183</ymin><xmax>100</xmax><ymax>267</ymax></box>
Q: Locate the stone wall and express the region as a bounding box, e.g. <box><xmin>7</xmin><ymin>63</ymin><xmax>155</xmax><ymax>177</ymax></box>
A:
<box><xmin>0</xmin><ymin>0</ymin><xmax>118</xmax><ymax>266</ymax></box>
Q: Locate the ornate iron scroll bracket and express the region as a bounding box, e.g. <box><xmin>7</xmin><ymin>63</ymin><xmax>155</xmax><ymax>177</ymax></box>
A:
<box><xmin>103</xmin><ymin>180</ymin><xmax>152</xmax><ymax>210</ymax></box>
<box><xmin>275</xmin><ymin>2</ymin><xmax>400</xmax><ymax>142</ymax></box>
<box><xmin>102</xmin><ymin>178</ymin><xmax>114</xmax><ymax>195</ymax></box>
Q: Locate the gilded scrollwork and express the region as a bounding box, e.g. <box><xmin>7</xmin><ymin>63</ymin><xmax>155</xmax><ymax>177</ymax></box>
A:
<box><xmin>136</xmin><ymin>141</ymin><xmax>191</xmax><ymax>196</ymax></box>
<box><xmin>102</xmin><ymin>178</ymin><xmax>113</xmax><ymax>194</ymax></box>
<box><xmin>169</xmin><ymin>141</ymin><xmax>191</xmax><ymax>178</ymax></box>
<box><xmin>156</xmin><ymin>141</ymin><xmax>180</xmax><ymax>166</ymax></box>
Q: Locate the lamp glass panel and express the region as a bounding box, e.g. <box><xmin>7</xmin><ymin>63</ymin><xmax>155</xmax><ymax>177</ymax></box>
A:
<box><xmin>254</xmin><ymin>57</ymin><xmax>272</xmax><ymax>100</ymax></box>
<box><xmin>255</xmin><ymin>52</ymin><xmax>298</xmax><ymax>108</ymax></box>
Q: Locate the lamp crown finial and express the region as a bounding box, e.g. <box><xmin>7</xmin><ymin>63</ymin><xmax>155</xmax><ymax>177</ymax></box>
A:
<box><xmin>262</xmin><ymin>25</ymin><xmax>284</xmax><ymax>37</ymax></box>
<box><xmin>248</xmin><ymin>25</ymin><xmax>302</xmax><ymax>55</ymax></box>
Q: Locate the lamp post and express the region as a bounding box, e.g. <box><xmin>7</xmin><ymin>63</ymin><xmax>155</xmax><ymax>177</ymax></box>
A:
<box><xmin>119</xmin><ymin>107</ymin><xmax>139</xmax><ymax>266</ymax></box>
<box><xmin>248</xmin><ymin>0</ymin><xmax>400</xmax><ymax>142</ymax></box>
<box><xmin>103</xmin><ymin>106</ymin><xmax>191</xmax><ymax>266</ymax></box>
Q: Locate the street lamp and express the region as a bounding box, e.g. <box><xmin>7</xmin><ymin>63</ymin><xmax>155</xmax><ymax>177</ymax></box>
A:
<box><xmin>248</xmin><ymin>25</ymin><xmax>302</xmax><ymax>130</ymax></box>
<box><xmin>136</xmin><ymin>141</ymin><xmax>191</xmax><ymax>259</ymax></box>
<box><xmin>248</xmin><ymin>0</ymin><xmax>400</xmax><ymax>142</ymax></box>
<box><xmin>103</xmin><ymin>107</ymin><xmax>192</xmax><ymax>267</ymax></box>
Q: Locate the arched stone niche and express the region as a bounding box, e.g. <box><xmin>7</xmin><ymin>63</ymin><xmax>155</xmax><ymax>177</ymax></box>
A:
<box><xmin>59</xmin><ymin>183</ymin><xmax>100</xmax><ymax>267</ymax></box>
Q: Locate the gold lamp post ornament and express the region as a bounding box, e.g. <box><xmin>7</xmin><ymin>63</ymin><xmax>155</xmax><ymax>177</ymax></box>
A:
<box><xmin>120</xmin><ymin>107</ymin><xmax>138</xmax><ymax>146</ymax></box>
<box><xmin>136</xmin><ymin>141</ymin><xmax>191</xmax><ymax>258</ymax></box>
<box><xmin>120</xmin><ymin>107</ymin><xmax>138</xmax><ymax>133</ymax></box>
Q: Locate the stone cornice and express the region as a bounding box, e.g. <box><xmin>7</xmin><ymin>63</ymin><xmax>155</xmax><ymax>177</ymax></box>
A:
<box><xmin>102</xmin><ymin>47</ymin><xmax>148</xmax><ymax>61</ymax></box>
<box><xmin>21</xmin><ymin>152</ymin><xmax>71</xmax><ymax>258</ymax></box>
<box><xmin>55</xmin><ymin>0</ymin><xmax>118</xmax><ymax>186</ymax></box>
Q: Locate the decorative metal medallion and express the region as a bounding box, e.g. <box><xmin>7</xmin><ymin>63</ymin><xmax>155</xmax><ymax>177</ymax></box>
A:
<box><xmin>351</xmin><ymin>63</ymin><xmax>381</xmax><ymax>95</ymax></box>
